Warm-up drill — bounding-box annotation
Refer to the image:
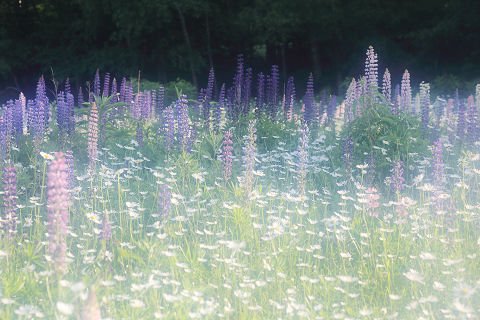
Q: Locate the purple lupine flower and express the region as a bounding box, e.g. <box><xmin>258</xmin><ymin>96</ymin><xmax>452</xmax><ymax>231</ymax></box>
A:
<box><xmin>242</xmin><ymin>120</ymin><xmax>257</xmax><ymax>194</ymax></box>
<box><xmin>125</xmin><ymin>81</ymin><xmax>134</xmax><ymax>111</ymax></box>
<box><xmin>56</xmin><ymin>91</ymin><xmax>69</xmax><ymax>140</ymax></box>
<box><xmin>242</xmin><ymin>67</ymin><xmax>252</xmax><ymax>114</ymax></box>
<box><xmin>88</xmin><ymin>102</ymin><xmax>99</xmax><ymax>173</ymax></box>
<box><xmin>103</xmin><ymin>72</ymin><xmax>110</xmax><ymax>97</ymax></box>
<box><xmin>390</xmin><ymin>160</ymin><xmax>405</xmax><ymax>193</ymax></box>
<box><xmin>3</xmin><ymin>165</ymin><xmax>17</xmax><ymax>236</ymax></box>
<box><xmin>0</xmin><ymin>116</ymin><xmax>7</xmax><ymax>160</ymax></box>
<box><xmin>400</xmin><ymin>70</ymin><xmax>412</xmax><ymax>113</ymax></box>
<box><xmin>297</xmin><ymin>123</ymin><xmax>309</xmax><ymax>196</ymax></box>
<box><xmin>35</xmin><ymin>75</ymin><xmax>49</xmax><ymax>123</ymax></box>
<box><xmin>111</xmin><ymin>77</ymin><xmax>118</xmax><ymax>102</ymax></box>
<box><xmin>303</xmin><ymin>73</ymin><xmax>315</xmax><ymax>124</ymax></box>
<box><xmin>176</xmin><ymin>94</ymin><xmax>190</xmax><ymax>152</ymax></box>
<box><xmin>13</xmin><ymin>99</ymin><xmax>23</xmax><ymax>136</ymax></box>
<box><xmin>345</xmin><ymin>78</ymin><xmax>356</xmax><ymax>123</ymax></box>
<box><xmin>206</xmin><ymin>67</ymin><xmax>215</xmax><ymax>104</ymax></box>
<box><xmin>78</xmin><ymin>86</ymin><xmax>84</xmax><ymax>107</ymax></box>
<box><xmin>285</xmin><ymin>76</ymin><xmax>295</xmax><ymax>120</ymax></box>
<box><xmin>457</xmin><ymin>101</ymin><xmax>466</xmax><ymax>141</ymax></box>
<box><xmin>365</xmin><ymin>45</ymin><xmax>378</xmax><ymax>96</ymax></box>
<box><xmin>27</xmin><ymin>99</ymin><xmax>35</xmax><ymax>135</ymax></box>
<box><xmin>420</xmin><ymin>82</ymin><xmax>430</xmax><ymax>131</ymax></box>
<box><xmin>269</xmin><ymin>65</ymin><xmax>280</xmax><ymax>118</ymax></box>
<box><xmin>432</xmin><ymin>139</ymin><xmax>445</xmax><ymax>188</ymax></box>
<box><xmin>158</xmin><ymin>184</ymin><xmax>172</xmax><ymax>219</ymax></box>
<box><xmin>256</xmin><ymin>72</ymin><xmax>265</xmax><ymax>111</ymax></box>
<box><xmin>466</xmin><ymin>95</ymin><xmax>477</xmax><ymax>144</ymax></box>
<box><xmin>139</xmin><ymin>90</ymin><xmax>152</xmax><ymax>120</ymax></box>
<box><xmin>131</xmin><ymin>92</ymin><xmax>142</xmax><ymax>120</ymax></box>
<box><xmin>215</xmin><ymin>84</ymin><xmax>225</xmax><ymax>132</ymax></box>
<box><xmin>93</xmin><ymin>69</ymin><xmax>101</xmax><ymax>97</ymax></box>
<box><xmin>222</xmin><ymin>128</ymin><xmax>234</xmax><ymax>181</ymax></box>
<box><xmin>19</xmin><ymin>93</ymin><xmax>27</xmax><ymax>134</ymax></box>
<box><xmin>47</xmin><ymin>152</ymin><xmax>70</xmax><ymax>273</ymax></box>
<box><xmin>382</xmin><ymin>68</ymin><xmax>391</xmax><ymax>103</ymax></box>
<box><xmin>162</xmin><ymin>106</ymin><xmax>175</xmax><ymax>151</ymax></box>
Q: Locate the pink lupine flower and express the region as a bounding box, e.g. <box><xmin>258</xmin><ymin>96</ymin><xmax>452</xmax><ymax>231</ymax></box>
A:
<box><xmin>88</xmin><ymin>102</ymin><xmax>99</xmax><ymax>173</ymax></box>
<box><xmin>47</xmin><ymin>152</ymin><xmax>70</xmax><ymax>273</ymax></box>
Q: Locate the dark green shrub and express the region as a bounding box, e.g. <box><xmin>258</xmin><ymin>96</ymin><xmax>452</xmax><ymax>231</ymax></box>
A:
<box><xmin>341</xmin><ymin>104</ymin><xmax>429</xmax><ymax>185</ymax></box>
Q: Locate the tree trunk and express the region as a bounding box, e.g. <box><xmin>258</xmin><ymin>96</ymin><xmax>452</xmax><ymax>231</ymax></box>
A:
<box><xmin>175</xmin><ymin>3</ymin><xmax>198</xmax><ymax>89</ymax></box>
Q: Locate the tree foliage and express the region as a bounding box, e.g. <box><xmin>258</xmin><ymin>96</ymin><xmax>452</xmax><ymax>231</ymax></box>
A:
<box><xmin>1</xmin><ymin>0</ymin><xmax>479</xmax><ymax>96</ymax></box>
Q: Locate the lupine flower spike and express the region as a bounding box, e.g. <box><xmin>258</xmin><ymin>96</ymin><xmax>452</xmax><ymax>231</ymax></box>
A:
<box><xmin>47</xmin><ymin>152</ymin><xmax>70</xmax><ymax>273</ymax></box>
<box><xmin>88</xmin><ymin>102</ymin><xmax>99</xmax><ymax>174</ymax></box>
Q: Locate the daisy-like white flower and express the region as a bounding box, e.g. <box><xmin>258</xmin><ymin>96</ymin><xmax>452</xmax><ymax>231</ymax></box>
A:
<box><xmin>403</xmin><ymin>269</ymin><xmax>424</xmax><ymax>284</ymax></box>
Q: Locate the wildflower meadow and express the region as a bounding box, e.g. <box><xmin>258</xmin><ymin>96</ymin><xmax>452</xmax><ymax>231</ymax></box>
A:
<box><xmin>1</xmin><ymin>46</ymin><xmax>480</xmax><ymax>319</ymax></box>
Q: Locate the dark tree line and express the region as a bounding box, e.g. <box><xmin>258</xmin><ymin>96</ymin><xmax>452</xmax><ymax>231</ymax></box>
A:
<box><xmin>1</xmin><ymin>0</ymin><xmax>479</xmax><ymax>97</ymax></box>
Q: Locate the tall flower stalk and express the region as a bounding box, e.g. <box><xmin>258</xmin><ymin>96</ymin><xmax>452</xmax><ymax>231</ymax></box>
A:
<box><xmin>382</xmin><ymin>68</ymin><xmax>391</xmax><ymax>103</ymax></box>
<box><xmin>222</xmin><ymin>129</ymin><xmax>234</xmax><ymax>181</ymax></box>
<box><xmin>88</xmin><ymin>102</ymin><xmax>99</xmax><ymax>174</ymax></box>
<box><xmin>365</xmin><ymin>45</ymin><xmax>378</xmax><ymax>101</ymax></box>
<box><xmin>303</xmin><ymin>73</ymin><xmax>315</xmax><ymax>124</ymax></box>
<box><xmin>297</xmin><ymin>123</ymin><xmax>309</xmax><ymax>197</ymax></box>
<box><xmin>47</xmin><ymin>152</ymin><xmax>70</xmax><ymax>273</ymax></box>
<box><xmin>401</xmin><ymin>70</ymin><xmax>412</xmax><ymax>113</ymax></box>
